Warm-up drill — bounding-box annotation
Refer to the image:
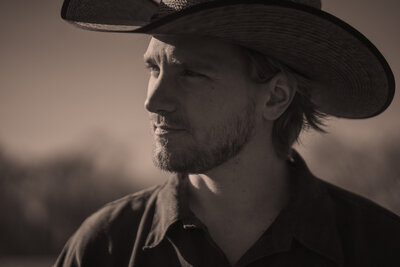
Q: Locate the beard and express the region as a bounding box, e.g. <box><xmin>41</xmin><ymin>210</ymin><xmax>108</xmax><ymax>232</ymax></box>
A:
<box><xmin>151</xmin><ymin>100</ymin><xmax>256</xmax><ymax>174</ymax></box>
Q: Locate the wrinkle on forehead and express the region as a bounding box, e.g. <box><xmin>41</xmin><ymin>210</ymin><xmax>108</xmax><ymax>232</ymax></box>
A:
<box><xmin>144</xmin><ymin>36</ymin><xmax>178</xmax><ymax>64</ymax></box>
<box><xmin>144</xmin><ymin>35</ymin><xmax>247</xmax><ymax>72</ymax></box>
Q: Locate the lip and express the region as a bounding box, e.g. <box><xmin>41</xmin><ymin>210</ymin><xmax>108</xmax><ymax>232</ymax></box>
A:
<box><xmin>154</xmin><ymin>125</ymin><xmax>186</xmax><ymax>135</ymax></box>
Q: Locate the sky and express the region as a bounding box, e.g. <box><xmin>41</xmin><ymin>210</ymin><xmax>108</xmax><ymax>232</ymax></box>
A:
<box><xmin>0</xmin><ymin>0</ymin><xmax>399</xmax><ymax>185</ymax></box>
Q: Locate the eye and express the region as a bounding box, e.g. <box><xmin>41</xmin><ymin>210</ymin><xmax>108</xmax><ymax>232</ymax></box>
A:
<box><xmin>145</xmin><ymin>63</ymin><xmax>160</xmax><ymax>77</ymax></box>
<box><xmin>181</xmin><ymin>69</ymin><xmax>204</xmax><ymax>77</ymax></box>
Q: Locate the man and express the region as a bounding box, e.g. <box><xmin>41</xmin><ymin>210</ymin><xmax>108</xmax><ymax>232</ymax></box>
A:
<box><xmin>56</xmin><ymin>0</ymin><xmax>399</xmax><ymax>266</ymax></box>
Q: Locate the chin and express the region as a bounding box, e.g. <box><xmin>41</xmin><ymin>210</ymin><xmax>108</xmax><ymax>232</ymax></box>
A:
<box><xmin>152</xmin><ymin>141</ymin><xmax>228</xmax><ymax>174</ymax></box>
<box><xmin>152</xmin><ymin>143</ymin><xmax>194</xmax><ymax>173</ymax></box>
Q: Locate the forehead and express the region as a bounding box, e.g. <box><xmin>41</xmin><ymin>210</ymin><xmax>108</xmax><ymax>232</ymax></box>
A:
<box><xmin>144</xmin><ymin>35</ymin><xmax>246</xmax><ymax>67</ymax></box>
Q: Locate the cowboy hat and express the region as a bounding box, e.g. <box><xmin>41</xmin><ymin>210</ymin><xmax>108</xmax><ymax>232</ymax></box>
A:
<box><xmin>61</xmin><ymin>0</ymin><xmax>395</xmax><ymax>119</ymax></box>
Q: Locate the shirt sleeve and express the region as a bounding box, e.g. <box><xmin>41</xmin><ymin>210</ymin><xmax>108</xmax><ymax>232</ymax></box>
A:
<box><xmin>53</xmin><ymin>187</ymin><xmax>159</xmax><ymax>267</ymax></box>
<box><xmin>53</xmin><ymin>211</ymin><xmax>113</xmax><ymax>267</ymax></box>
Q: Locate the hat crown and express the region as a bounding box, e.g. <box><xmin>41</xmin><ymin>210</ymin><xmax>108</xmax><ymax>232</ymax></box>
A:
<box><xmin>287</xmin><ymin>0</ymin><xmax>321</xmax><ymax>9</ymax></box>
<box><xmin>159</xmin><ymin>0</ymin><xmax>322</xmax><ymax>14</ymax></box>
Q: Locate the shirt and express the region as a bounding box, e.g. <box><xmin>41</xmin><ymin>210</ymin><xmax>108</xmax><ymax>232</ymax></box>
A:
<box><xmin>54</xmin><ymin>151</ymin><xmax>400</xmax><ymax>267</ymax></box>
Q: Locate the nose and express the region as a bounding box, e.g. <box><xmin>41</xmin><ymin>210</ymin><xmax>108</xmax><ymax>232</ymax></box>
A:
<box><xmin>144</xmin><ymin>73</ymin><xmax>177</xmax><ymax>114</ymax></box>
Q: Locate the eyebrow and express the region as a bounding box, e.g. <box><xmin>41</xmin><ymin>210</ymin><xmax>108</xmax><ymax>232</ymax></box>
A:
<box><xmin>143</xmin><ymin>53</ymin><xmax>218</xmax><ymax>73</ymax></box>
<box><xmin>143</xmin><ymin>53</ymin><xmax>156</xmax><ymax>65</ymax></box>
<box><xmin>183</xmin><ymin>59</ymin><xmax>217</xmax><ymax>73</ymax></box>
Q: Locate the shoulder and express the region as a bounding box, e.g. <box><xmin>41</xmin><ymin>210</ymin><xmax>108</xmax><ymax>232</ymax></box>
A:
<box><xmin>54</xmin><ymin>184</ymin><xmax>163</xmax><ymax>266</ymax></box>
<box><xmin>322</xmin><ymin>179</ymin><xmax>400</xmax><ymax>227</ymax></box>
<box><xmin>320</xmin><ymin>179</ymin><xmax>400</xmax><ymax>264</ymax></box>
<box><xmin>87</xmin><ymin>184</ymin><xmax>161</xmax><ymax>227</ymax></box>
<box><xmin>82</xmin><ymin>184</ymin><xmax>161</xmax><ymax>234</ymax></box>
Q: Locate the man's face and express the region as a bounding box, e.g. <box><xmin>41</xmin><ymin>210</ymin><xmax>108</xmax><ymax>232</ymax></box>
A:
<box><xmin>144</xmin><ymin>35</ymin><xmax>262</xmax><ymax>173</ymax></box>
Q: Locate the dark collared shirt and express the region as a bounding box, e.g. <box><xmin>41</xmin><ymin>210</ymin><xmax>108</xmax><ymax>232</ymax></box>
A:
<box><xmin>55</xmin><ymin>152</ymin><xmax>400</xmax><ymax>266</ymax></box>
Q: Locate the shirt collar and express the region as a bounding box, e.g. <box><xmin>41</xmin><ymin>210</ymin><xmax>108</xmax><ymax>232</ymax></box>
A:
<box><xmin>287</xmin><ymin>150</ymin><xmax>344</xmax><ymax>266</ymax></box>
<box><xmin>143</xmin><ymin>151</ymin><xmax>344</xmax><ymax>266</ymax></box>
<box><xmin>143</xmin><ymin>172</ymin><xmax>193</xmax><ymax>250</ymax></box>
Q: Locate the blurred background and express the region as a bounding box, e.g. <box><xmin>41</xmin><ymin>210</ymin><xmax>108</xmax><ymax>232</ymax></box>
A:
<box><xmin>0</xmin><ymin>0</ymin><xmax>399</xmax><ymax>266</ymax></box>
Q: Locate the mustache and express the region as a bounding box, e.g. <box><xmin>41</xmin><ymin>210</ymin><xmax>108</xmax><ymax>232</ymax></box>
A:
<box><xmin>150</xmin><ymin>113</ymin><xmax>190</xmax><ymax>130</ymax></box>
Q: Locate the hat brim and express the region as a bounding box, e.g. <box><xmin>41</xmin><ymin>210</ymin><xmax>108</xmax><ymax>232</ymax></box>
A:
<box><xmin>62</xmin><ymin>0</ymin><xmax>395</xmax><ymax>119</ymax></box>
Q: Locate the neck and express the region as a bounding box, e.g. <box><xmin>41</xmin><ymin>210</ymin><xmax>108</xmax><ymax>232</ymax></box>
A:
<box><xmin>185</xmin><ymin>130</ymin><xmax>291</xmax><ymax>265</ymax></box>
<box><xmin>187</xmin><ymin>136</ymin><xmax>290</xmax><ymax>220</ymax></box>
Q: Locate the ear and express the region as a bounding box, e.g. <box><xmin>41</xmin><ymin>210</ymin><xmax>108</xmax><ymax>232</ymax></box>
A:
<box><xmin>262</xmin><ymin>72</ymin><xmax>296</xmax><ymax>121</ymax></box>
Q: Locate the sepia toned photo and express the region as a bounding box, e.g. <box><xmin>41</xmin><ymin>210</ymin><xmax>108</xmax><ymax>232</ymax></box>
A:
<box><xmin>0</xmin><ymin>0</ymin><xmax>399</xmax><ymax>266</ymax></box>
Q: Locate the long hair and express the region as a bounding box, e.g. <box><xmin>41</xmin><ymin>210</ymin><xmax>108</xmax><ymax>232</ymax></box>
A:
<box><xmin>241</xmin><ymin>47</ymin><xmax>327</xmax><ymax>158</ymax></box>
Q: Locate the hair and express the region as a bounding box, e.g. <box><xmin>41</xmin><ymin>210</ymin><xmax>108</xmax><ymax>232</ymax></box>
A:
<box><xmin>241</xmin><ymin>47</ymin><xmax>327</xmax><ymax>159</ymax></box>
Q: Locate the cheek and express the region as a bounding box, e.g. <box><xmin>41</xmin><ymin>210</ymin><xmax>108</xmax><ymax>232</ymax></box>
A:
<box><xmin>180</xmin><ymin>80</ymin><xmax>218</xmax><ymax>115</ymax></box>
<box><xmin>180</xmin><ymin>79</ymin><xmax>251</xmax><ymax>128</ymax></box>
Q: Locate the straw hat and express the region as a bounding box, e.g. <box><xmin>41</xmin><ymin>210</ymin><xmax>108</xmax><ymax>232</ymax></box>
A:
<box><xmin>61</xmin><ymin>0</ymin><xmax>395</xmax><ymax>118</ymax></box>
